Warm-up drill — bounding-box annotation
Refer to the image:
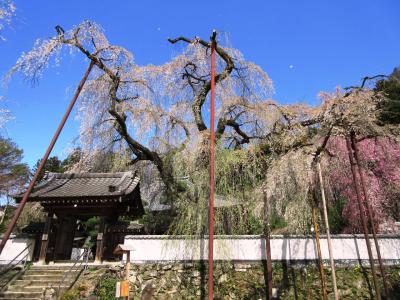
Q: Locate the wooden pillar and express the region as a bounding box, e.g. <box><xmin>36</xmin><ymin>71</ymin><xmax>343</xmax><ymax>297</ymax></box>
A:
<box><xmin>263</xmin><ymin>188</ymin><xmax>273</xmax><ymax>300</ymax></box>
<box><xmin>95</xmin><ymin>217</ymin><xmax>106</xmax><ymax>263</ymax></box>
<box><xmin>38</xmin><ymin>212</ymin><xmax>53</xmax><ymax>264</ymax></box>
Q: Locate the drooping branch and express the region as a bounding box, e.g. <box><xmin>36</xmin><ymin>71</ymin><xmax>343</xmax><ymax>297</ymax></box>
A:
<box><xmin>54</xmin><ymin>25</ymin><xmax>179</xmax><ymax>194</ymax></box>
<box><xmin>216</xmin><ymin>118</ymin><xmax>250</xmax><ymax>145</ymax></box>
<box><xmin>168</xmin><ymin>33</ymin><xmax>234</xmax><ymax>132</ymax></box>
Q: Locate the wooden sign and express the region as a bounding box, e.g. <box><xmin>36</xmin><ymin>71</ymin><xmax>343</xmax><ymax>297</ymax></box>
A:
<box><xmin>120</xmin><ymin>280</ymin><xmax>129</xmax><ymax>297</ymax></box>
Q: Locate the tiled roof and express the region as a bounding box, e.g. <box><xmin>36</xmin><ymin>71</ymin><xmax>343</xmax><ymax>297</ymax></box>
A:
<box><xmin>16</xmin><ymin>172</ymin><xmax>140</xmax><ymax>199</ymax></box>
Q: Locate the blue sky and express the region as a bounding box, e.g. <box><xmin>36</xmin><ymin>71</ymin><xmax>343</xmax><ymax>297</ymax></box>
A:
<box><xmin>0</xmin><ymin>0</ymin><xmax>399</xmax><ymax>168</ymax></box>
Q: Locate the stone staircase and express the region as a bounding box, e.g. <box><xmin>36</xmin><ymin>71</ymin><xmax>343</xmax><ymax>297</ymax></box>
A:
<box><xmin>0</xmin><ymin>265</ymin><xmax>83</xmax><ymax>299</ymax></box>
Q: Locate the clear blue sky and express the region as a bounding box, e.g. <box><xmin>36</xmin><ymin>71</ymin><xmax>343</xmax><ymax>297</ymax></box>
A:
<box><xmin>0</xmin><ymin>0</ymin><xmax>399</xmax><ymax>168</ymax></box>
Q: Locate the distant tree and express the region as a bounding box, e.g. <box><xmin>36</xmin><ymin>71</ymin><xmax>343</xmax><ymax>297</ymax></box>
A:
<box><xmin>32</xmin><ymin>148</ymin><xmax>84</xmax><ymax>181</ymax></box>
<box><xmin>0</xmin><ymin>137</ymin><xmax>29</xmax><ymax>228</ymax></box>
<box><xmin>0</xmin><ymin>137</ymin><xmax>29</xmax><ymax>196</ymax></box>
<box><xmin>376</xmin><ymin>67</ymin><xmax>400</xmax><ymax>125</ymax></box>
<box><xmin>33</xmin><ymin>156</ymin><xmax>64</xmax><ymax>181</ymax></box>
<box><xmin>60</xmin><ymin>148</ymin><xmax>82</xmax><ymax>170</ymax></box>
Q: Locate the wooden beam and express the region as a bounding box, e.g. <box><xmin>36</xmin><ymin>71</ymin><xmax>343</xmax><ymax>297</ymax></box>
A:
<box><xmin>95</xmin><ymin>217</ymin><xmax>106</xmax><ymax>263</ymax></box>
<box><xmin>38</xmin><ymin>212</ymin><xmax>53</xmax><ymax>264</ymax></box>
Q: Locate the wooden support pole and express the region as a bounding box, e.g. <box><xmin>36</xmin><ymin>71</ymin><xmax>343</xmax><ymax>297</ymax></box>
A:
<box><xmin>350</xmin><ymin>132</ymin><xmax>389</xmax><ymax>297</ymax></box>
<box><xmin>38</xmin><ymin>212</ymin><xmax>53</xmax><ymax>264</ymax></box>
<box><xmin>263</xmin><ymin>188</ymin><xmax>273</xmax><ymax>299</ymax></box>
<box><xmin>311</xmin><ymin>206</ymin><xmax>328</xmax><ymax>300</ymax></box>
<box><xmin>317</xmin><ymin>161</ymin><xmax>339</xmax><ymax>300</ymax></box>
<box><xmin>346</xmin><ymin>136</ymin><xmax>381</xmax><ymax>300</ymax></box>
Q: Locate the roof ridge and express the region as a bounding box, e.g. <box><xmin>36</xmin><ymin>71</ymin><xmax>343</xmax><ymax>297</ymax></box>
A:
<box><xmin>48</xmin><ymin>172</ymin><xmax>130</xmax><ymax>179</ymax></box>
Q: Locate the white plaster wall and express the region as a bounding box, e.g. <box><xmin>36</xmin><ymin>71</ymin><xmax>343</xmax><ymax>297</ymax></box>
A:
<box><xmin>0</xmin><ymin>236</ymin><xmax>35</xmax><ymax>264</ymax></box>
<box><xmin>123</xmin><ymin>235</ymin><xmax>400</xmax><ymax>263</ymax></box>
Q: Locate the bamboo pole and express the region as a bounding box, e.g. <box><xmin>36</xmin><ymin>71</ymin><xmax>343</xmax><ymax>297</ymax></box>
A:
<box><xmin>350</xmin><ymin>132</ymin><xmax>389</xmax><ymax>297</ymax></box>
<box><xmin>345</xmin><ymin>136</ymin><xmax>381</xmax><ymax>300</ymax></box>
<box><xmin>317</xmin><ymin>161</ymin><xmax>339</xmax><ymax>300</ymax></box>
<box><xmin>311</xmin><ymin>205</ymin><xmax>328</xmax><ymax>300</ymax></box>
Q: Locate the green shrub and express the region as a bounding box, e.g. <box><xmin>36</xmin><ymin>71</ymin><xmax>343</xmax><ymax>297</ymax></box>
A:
<box><xmin>328</xmin><ymin>197</ymin><xmax>347</xmax><ymax>233</ymax></box>
<box><xmin>270</xmin><ymin>213</ymin><xmax>287</xmax><ymax>230</ymax></box>
<box><xmin>60</xmin><ymin>289</ymin><xmax>79</xmax><ymax>300</ymax></box>
<box><xmin>94</xmin><ymin>275</ymin><xmax>118</xmax><ymax>300</ymax></box>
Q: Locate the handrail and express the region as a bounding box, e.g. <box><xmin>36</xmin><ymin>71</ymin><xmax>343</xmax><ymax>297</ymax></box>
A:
<box><xmin>0</xmin><ymin>243</ymin><xmax>32</xmax><ymax>291</ymax></box>
<box><xmin>55</xmin><ymin>248</ymin><xmax>90</xmax><ymax>298</ymax></box>
<box><xmin>0</xmin><ymin>243</ymin><xmax>31</xmax><ymax>275</ymax></box>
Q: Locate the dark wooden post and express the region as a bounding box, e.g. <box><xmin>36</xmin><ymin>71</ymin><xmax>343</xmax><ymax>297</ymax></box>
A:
<box><xmin>95</xmin><ymin>217</ymin><xmax>106</xmax><ymax>263</ymax></box>
<box><xmin>346</xmin><ymin>136</ymin><xmax>381</xmax><ymax>300</ymax></box>
<box><xmin>263</xmin><ymin>188</ymin><xmax>273</xmax><ymax>299</ymax></box>
<box><xmin>38</xmin><ymin>212</ymin><xmax>53</xmax><ymax>264</ymax></box>
<box><xmin>350</xmin><ymin>132</ymin><xmax>389</xmax><ymax>297</ymax></box>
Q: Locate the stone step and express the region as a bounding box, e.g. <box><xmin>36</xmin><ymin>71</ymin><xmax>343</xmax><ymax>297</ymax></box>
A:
<box><xmin>0</xmin><ymin>298</ymin><xmax>41</xmax><ymax>300</ymax></box>
<box><xmin>31</xmin><ymin>264</ymin><xmax>85</xmax><ymax>269</ymax></box>
<box><xmin>30</xmin><ymin>266</ymin><xmax>83</xmax><ymax>270</ymax></box>
<box><xmin>12</xmin><ymin>279</ymin><xmax>72</xmax><ymax>287</ymax></box>
<box><xmin>21</xmin><ymin>274</ymin><xmax>76</xmax><ymax>281</ymax></box>
<box><xmin>0</xmin><ymin>291</ymin><xmax>43</xmax><ymax>298</ymax></box>
<box><xmin>24</xmin><ymin>270</ymin><xmax>80</xmax><ymax>276</ymax></box>
<box><xmin>7</xmin><ymin>284</ymin><xmax>69</xmax><ymax>293</ymax></box>
<box><xmin>0</xmin><ymin>266</ymin><xmax>83</xmax><ymax>299</ymax></box>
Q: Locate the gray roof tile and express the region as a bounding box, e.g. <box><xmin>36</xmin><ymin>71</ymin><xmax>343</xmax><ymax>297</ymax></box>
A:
<box><xmin>17</xmin><ymin>172</ymin><xmax>140</xmax><ymax>199</ymax></box>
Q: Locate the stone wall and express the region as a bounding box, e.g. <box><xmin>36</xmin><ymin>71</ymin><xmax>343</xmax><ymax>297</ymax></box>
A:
<box><xmin>100</xmin><ymin>262</ymin><xmax>400</xmax><ymax>299</ymax></box>
<box><xmin>108</xmin><ymin>262</ymin><xmax>269</xmax><ymax>299</ymax></box>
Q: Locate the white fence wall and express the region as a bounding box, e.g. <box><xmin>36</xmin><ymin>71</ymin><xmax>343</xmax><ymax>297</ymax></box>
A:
<box><xmin>124</xmin><ymin>235</ymin><xmax>400</xmax><ymax>263</ymax></box>
<box><xmin>0</xmin><ymin>235</ymin><xmax>35</xmax><ymax>264</ymax></box>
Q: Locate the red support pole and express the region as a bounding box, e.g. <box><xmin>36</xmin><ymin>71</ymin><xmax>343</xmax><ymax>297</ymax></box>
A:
<box><xmin>0</xmin><ymin>61</ymin><xmax>95</xmax><ymax>255</ymax></box>
<box><xmin>208</xmin><ymin>31</ymin><xmax>216</xmax><ymax>300</ymax></box>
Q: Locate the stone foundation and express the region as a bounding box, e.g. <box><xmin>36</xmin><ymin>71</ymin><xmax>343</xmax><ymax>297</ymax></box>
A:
<box><xmin>98</xmin><ymin>262</ymin><xmax>400</xmax><ymax>299</ymax></box>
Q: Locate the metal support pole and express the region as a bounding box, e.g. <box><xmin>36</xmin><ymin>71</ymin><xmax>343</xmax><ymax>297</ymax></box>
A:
<box><xmin>317</xmin><ymin>161</ymin><xmax>339</xmax><ymax>300</ymax></box>
<box><xmin>0</xmin><ymin>61</ymin><xmax>95</xmax><ymax>255</ymax></box>
<box><xmin>208</xmin><ymin>30</ymin><xmax>216</xmax><ymax>300</ymax></box>
<box><xmin>350</xmin><ymin>132</ymin><xmax>389</xmax><ymax>297</ymax></box>
<box><xmin>345</xmin><ymin>136</ymin><xmax>381</xmax><ymax>300</ymax></box>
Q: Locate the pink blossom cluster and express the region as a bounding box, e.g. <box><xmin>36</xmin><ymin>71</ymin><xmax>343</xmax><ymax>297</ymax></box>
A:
<box><xmin>325</xmin><ymin>137</ymin><xmax>400</xmax><ymax>233</ymax></box>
